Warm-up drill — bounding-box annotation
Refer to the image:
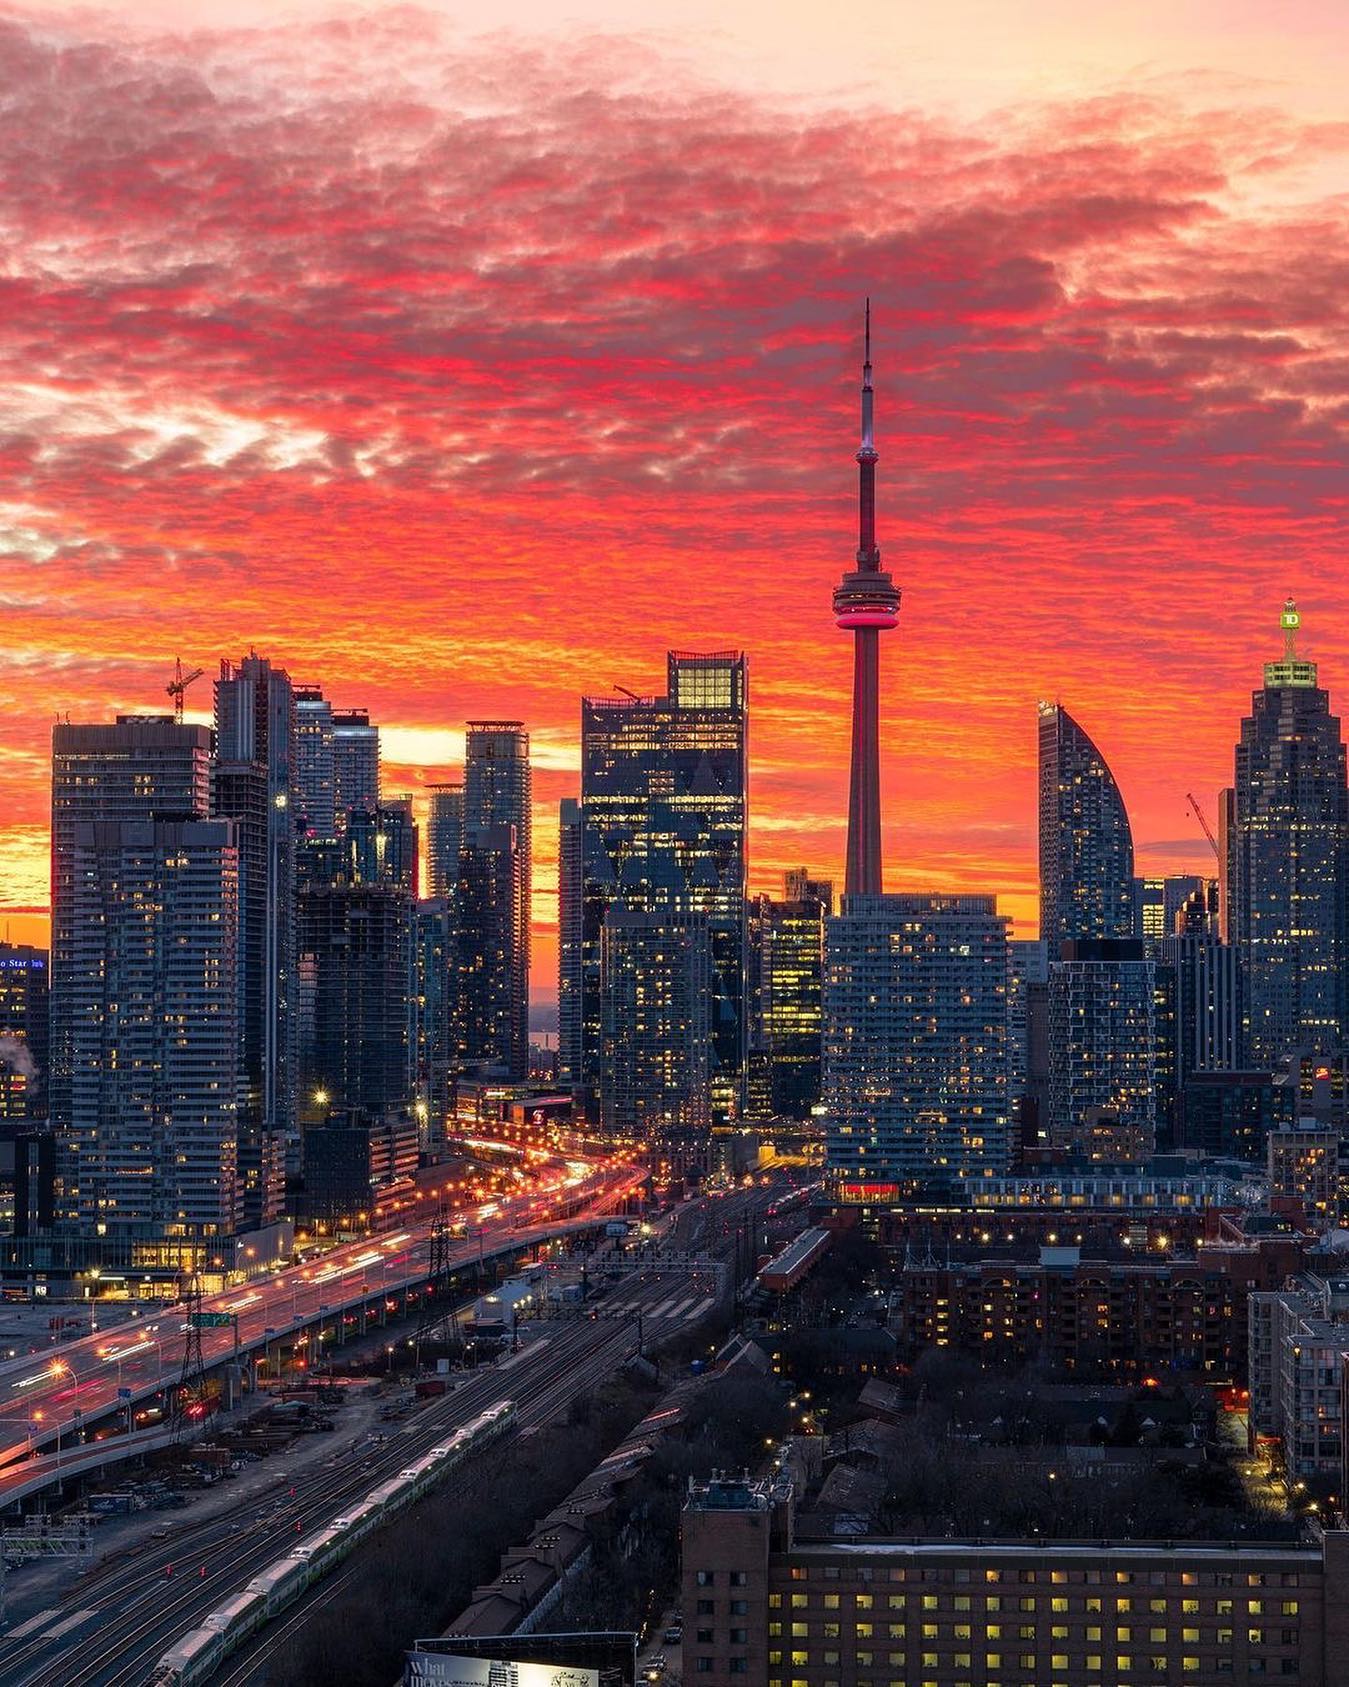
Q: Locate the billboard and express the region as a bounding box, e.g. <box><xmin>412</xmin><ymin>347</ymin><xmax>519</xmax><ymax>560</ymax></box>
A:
<box><xmin>406</xmin><ymin>1632</ymin><xmax>634</xmax><ymax>1687</ymax></box>
<box><xmin>406</xmin><ymin>1659</ymin><xmax>597</xmax><ymax>1687</ymax></box>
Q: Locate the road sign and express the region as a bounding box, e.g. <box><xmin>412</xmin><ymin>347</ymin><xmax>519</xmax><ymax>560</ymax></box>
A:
<box><xmin>117</xmin><ymin>1388</ymin><xmax>132</xmax><ymax>1400</ymax></box>
<box><xmin>188</xmin><ymin>1312</ymin><xmax>233</xmax><ymax>1328</ymax></box>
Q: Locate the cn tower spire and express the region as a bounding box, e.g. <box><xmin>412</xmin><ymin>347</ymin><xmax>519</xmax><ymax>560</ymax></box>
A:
<box><xmin>833</xmin><ymin>302</ymin><xmax>900</xmax><ymax>898</ymax></box>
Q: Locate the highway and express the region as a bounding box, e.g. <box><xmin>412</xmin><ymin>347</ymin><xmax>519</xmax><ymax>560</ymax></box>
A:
<box><xmin>0</xmin><ymin>1158</ymin><xmax>644</xmax><ymax>1493</ymax></box>
<box><xmin>0</xmin><ymin>1258</ymin><xmax>723</xmax><ymax>1687</ymax></box>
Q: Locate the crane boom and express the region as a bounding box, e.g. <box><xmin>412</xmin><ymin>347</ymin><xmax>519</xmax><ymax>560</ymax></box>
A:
<box><xmin>1186</xmin><ymin>792</ymin><xmax>1220</xmax><ymax>861</ymax></box>
<box><xmin>166</xmin><ymin>658</ymin><xmax>205</xmax><ymax>722</ymax></box>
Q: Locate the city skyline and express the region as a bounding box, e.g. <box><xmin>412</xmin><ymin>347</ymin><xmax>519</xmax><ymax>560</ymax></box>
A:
<box><xmin>7</xmin><ymin>6</ymin><xmax>1349</xmax><ymax>999</ymax></box>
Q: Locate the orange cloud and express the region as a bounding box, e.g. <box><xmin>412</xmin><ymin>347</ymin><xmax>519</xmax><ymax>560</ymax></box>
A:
<box><xmin>3</xmin><ymin>12</ymin><xmax>1349</xmax><ymax>998</ymax></box>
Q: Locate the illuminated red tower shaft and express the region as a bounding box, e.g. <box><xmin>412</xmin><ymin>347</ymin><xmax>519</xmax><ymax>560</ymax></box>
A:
<box><xmin>834</xmin><ymin>301</ymin><xmax>900</xmax><ymax>897</ymax></box>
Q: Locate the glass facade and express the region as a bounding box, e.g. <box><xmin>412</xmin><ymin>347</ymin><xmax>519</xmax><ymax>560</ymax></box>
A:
<box><xmin>565</xmin><ymin>651</ymin><xmax>747</xmax><ymax>1126</ymax></box>
<box><xmin>1232</xmin><ymin>641</ymin><xmax>1348</xmax><ymax>1069</ymax></box>
<box><xmin>1039</xmin><ymin>703</ymin><xmax>1135</xmax><ymax>955</ymax></box>
<box><xmin>748</xmin><ymin>887</ymin><xmax>829</xmax><ymax>1121</ymax></box>
<box><xmin>460</xmin><ymin>724</ymin><xmax>531</xmax><ymax>1082</ymax></box>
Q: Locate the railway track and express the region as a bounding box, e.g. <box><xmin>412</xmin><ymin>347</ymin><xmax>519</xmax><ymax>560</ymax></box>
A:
<box><xmin>5</xmin><ymin>1258</ymin><xmax>707</xmax><ymax>1687</ymax></box>
<box><xmin>6</xmin><ymin>1318</ymin><xmax>633</xmax><ymax>1687</ymax></box>
<box><xmin>210</xmin><ymin>1321</ymin><xmax>642</xmax><ymax>1687</ymax></box>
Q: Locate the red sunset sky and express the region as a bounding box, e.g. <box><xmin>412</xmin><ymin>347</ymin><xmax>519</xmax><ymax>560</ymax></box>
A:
<box><xmin>3</xmin><ymin>1</ymin><xmax>1349</xmax><ymax>1001</ymax></box>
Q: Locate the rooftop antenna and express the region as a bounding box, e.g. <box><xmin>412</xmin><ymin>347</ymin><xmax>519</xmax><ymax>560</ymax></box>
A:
<box><xmin>1281</xmin><ymin>595</ymin><xmax>1300</xmax><ymax>662</ymax></box>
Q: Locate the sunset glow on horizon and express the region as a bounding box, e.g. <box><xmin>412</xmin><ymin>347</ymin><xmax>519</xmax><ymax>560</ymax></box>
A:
<box><xmin>4</xmin><ymin>2</ymin><xmax>1349</xmax><ymax>999</ymax></box>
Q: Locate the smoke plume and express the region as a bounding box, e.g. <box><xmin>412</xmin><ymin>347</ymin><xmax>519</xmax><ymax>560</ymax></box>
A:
<box><xmin>0</xmin><ymin>1036</ymin><xmax>37</xmax><ymax>1079</ymax></box>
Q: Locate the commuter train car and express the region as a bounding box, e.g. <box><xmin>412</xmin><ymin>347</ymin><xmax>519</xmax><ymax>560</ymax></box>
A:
<box><xmin>146</xmin><ymin>1401</ymin><xmax>517</xmax><ymax>1687</ymax></box>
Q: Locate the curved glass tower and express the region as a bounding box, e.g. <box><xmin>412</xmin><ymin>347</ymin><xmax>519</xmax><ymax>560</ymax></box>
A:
<box><xmin>1038</xmin><ymin>702</ymin><xmax>1135</xmax><ymax>954</ymax></box>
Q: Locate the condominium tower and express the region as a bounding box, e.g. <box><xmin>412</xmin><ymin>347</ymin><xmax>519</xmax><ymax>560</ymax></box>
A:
<box><xmin>1038</xmin><ymin>702</ymin><xmax>1135</xmax><ymax>954</ymax></box>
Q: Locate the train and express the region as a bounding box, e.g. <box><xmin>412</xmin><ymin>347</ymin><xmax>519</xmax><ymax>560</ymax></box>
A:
<box><xmin>146</xmin><ymin>1400</ymin><xmax>517</xmax><ymax>1687</ymax></box>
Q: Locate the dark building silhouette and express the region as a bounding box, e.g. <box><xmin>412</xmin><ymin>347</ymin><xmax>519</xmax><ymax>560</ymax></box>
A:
<box><xmin>297</xmin><ymin>880</ymin><xmax>413</xmax><ymax>1119</ymax></box>
<box><xmin>1177</xmin><ymin>1069</ymin><xmax>1293</xmax><ymax>1161</ymax></box>
<box><xmin>456</xmin><ymin>823</ymin><xmax>526</xmax><ymax>1080</ymax></box>
<box><xmin>459</xmin><ymin>724</ymin><xmax>531</xmax><ymax>1082</ymax></box>
<box><xmin>415</xmin><ymin>897</ymin><xmax>455</xmax><ymax>1146</ymax></box>
<box><xmin>301</xmin><ymin>1107</ymin><xmax>417</xmax><ymax>1228</ymax></box>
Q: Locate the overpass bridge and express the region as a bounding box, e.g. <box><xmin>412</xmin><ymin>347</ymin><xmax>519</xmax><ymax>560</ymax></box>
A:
<box><xmin>0</xmin><ymin>1164</ymin><xmax>644</xmax><ymax>1511</ymax></box>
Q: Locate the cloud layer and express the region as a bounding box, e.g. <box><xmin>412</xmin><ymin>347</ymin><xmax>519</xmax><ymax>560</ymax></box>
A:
<box><xmin>4</xmin><ymin>8</ymin><xmax>1349</xmax><ymax>986</ymax></box>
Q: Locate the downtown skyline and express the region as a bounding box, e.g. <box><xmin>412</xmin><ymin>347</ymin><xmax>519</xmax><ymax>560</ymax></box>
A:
<box><xmin>6</xmin><ymin>6</ymin><xmax>1349</xmax><ymax>995</ymax></box>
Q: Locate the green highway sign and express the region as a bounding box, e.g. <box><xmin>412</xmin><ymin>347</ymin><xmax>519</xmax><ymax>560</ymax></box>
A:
<box><xmin>189</xmin><ymin>1312</ymin><xmax>234</xmax><ymax>1328</ymax></box>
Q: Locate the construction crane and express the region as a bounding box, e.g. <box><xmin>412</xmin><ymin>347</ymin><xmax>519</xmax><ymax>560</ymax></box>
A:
<box><xmin>1186</xmin><ymin>792</ymin><xmax>1220</xmax><ymax>862</ymax></box>
<box><xmin>166</xmin><ymin>658</ymin><xmax>204</xmax><ymax>722</ymax></box>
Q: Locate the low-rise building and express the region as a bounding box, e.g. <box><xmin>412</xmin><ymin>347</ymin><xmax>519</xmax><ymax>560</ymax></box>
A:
<box><xmin>1248</xmin><ymin>1273</ymin><xmax>1349</xmax><ymax>1477</ymax></box>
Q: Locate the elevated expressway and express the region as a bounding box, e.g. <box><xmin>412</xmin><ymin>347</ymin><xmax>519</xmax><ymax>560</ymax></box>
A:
<box><xmin>0</xmin><ymin>1159</ymin><xmax>644</xmax><ymax>1508</ymax></box>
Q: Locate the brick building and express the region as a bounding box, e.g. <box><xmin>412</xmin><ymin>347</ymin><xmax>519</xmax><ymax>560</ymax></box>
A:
<box><xmin>681</xmin><ymin>1469</ymin><xmax>1349</xmax><ymax>1686</ymax></box>
<box><xmin>888</xmin><ymin>1233</ymin><xmax>1302</xmax><ymax>1379</ymax></box>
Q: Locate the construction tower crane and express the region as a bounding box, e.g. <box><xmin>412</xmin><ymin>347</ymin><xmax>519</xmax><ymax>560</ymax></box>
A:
<box><xmin>1186</xmin><ymin>792</ymin><xmax>1220</xmax><ymax>862</ymax></box>
<box><xmin>166</xmin><ymin>658</ymin><xmax>204</xmax><ymax>722</ymax></box>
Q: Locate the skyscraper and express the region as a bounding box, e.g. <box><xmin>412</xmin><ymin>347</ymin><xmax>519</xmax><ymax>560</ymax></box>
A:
<box><xmin>1008</xmin><ymin>937</ymin><xmax>1050</xmax><ymax>1144</ymax></box>
<box><xmin>297</xmin><ymin>878</ymin><xmax>414</xmax><ymax>1120</ymax></box>
<box><xmin>564</xmin><ymin>651</ymin><xmax>747</xmax><ymax>1122</ymax></box>
<box><xmin>427</xmin><ymin>783</ymin><xmax>464</xmax><ymax>901</ymax></box>
<box><xmin>599</xmin><ymin>907</ymin><xmax>711</xmax><ymax>1143</ymax></box>
<box><xmin>347</xmin><ymin>798</ymin><xmax>418</xmax><ymax>895</ymax></box>
<box><xmin>747</xmin><ymin>875</ymin><xmax>831</xmax><ymax>1121</ymax></box>
<box><xmin>214</xmin><ymin>654</ymin><xmax>297</xmax><ymax>1225</ymax></box>
<box><xmin>1047</xmin><ymin>939</ymin><xmax>1156</xmax><ymax>1162</ymax></box>
<box><xmin>65</xmin><ymin>818</ymin><xmax>241</xmax><ymax>1253</ymax></box>
<box><xmin>459</xmin><ymin>723</ymin><xmax>531</xmax><ymax>1081</ymax></box>
<box><xmin>1160</xmin><ymin>925</ymin><xmax>1241</xmax><ymax>1081</ymax></box>
<box><xmin>293</xmin><ymin>685</ymin><xmax>336</xmax><ymax>838</ymax></box>
<box><xmin>1232</xmin><ymin>600</ymin><xmax>1349</xmax><ymax>1069</ymax></box>
<box><xmin>824</xmin><ymin>895</ymin><xmax>1011</xmax><ymax>1192</ymax></box>
<box><xmin>558</xmin><ymin>797</ymin><xmax>585</xmax><ymax>1090</ymax></box>
<box><xmin>1038</xmin><ymin>702</ymin><xmax>1136</xmax><ymax>953</ymax></box>
<box><xmin>296</xmin><ymin>797</ymin><xmax>418</xmax><ymax>1121</ymax></box>
<box><xmin>456</xmin><ymin>823</ymin><xmax>527</xmax><ymax>1080</ymax></box>
<box><xmin>50</xmin><ymin>715</ymin><xmax>213</xmax><ymax>1159</ymax></box>
<box><xmin>1134</xmin><ymin>874</ymin><xmax>1205</xmax><ymax>944</ymax></box>
<box><xmin>833</xmin><ymin>302</ymin><xmax>900</xmax><ymax>898</ymax></box>
<box><xmin>332</xmin><ymin>708</ymin><xmax>380</xmax><ymax>826</ymax></box>
<box><xmin>414</xmin><ymin>897</ymin><xmax>455</xmax><ymax>1147</ymax></box>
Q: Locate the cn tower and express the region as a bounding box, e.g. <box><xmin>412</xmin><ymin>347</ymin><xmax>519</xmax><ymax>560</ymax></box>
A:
<box><xmin>833</xmin><ymin>301</ymin><xmax>900</xmax><ymax>897</ymax></box>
